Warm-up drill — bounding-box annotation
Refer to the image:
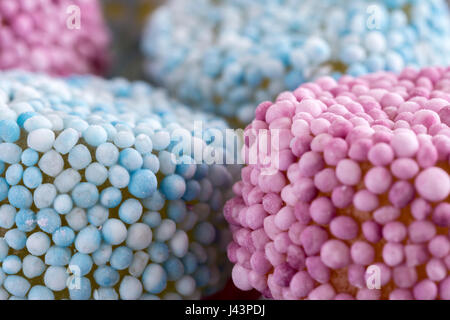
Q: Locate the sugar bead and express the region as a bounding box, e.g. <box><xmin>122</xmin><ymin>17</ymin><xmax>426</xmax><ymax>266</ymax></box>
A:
<box><xmin>74</xmin><ymin>226</ymin><xmax>101</xmax><ymax>254</ymax></box>
<box><xmin>110</xmin><ymin>247</ymin><xmax>133</xmax><ymax>270</ymax></box>
<box><xmin>0</xmin><ymin>120</ymin><xmax>20</xmax><ymax>143</ymax></box>
<box><xmin>0</xmin><ymin>143</ymin><xmax>22</xmax><ymax>164</ymax></box>
<box><xmin>96</xmin><ymin>143</ymin><xmax>119</xmax><ymax>167</ymax></box>
<box><xmin>37</xmin><ymin>208</ymin><xmax>61</xmax><ymax>234</ymax></box>
<box><xmin>119</xmin><ymin>148</ymin><xmax>143</xmax><ymax>172</ymax></box>
<box><xmin>72</xmin><ymin>183</ymin><xmax>99</xmax><ymax>209</ymax></box>
<box><xmin>25</xmin><ymin>232</ymin><xmax>50</xmax><ymax>256</ymax></box>
<box><xmin>368</xmin><ymin>143</ymin><xmax>394</xmax><ymax>166</ymax></box>
<box><xmin>5</xmin><ymin>164</ymin><xmax>23</xmax><ymax>186</ymax></box>
<box><xmin>65</xmin><ymin>208</ymin><xmax>88</xmax><ymax>232</ymax></box>
<box><xmin>8</xmin><ymin>185</ymin><xmax>32</xmax><ymax>209</ymax></box>
<box><xmin>0</xmin><ymin>205</ymin><xmax>16</xmax><ymax>229</ymax></box>
<box><xmin>22</xmin><ymin>255</ymin><xmax>45</xmax><ymax>279</ymax></box>
<box><xmin>27</xmin><ymin>128</ymin><xmax>54</xmax><ymax>153</ymax></box>
<box><xmin>128</xmin><ymin>169</ymin><xmax>157</xmax><ymax>199</ymax></box>
<box><xmin>53</xmin><ymin>129</ymin><xmax>79</xmax><ymax>155</ymax></box>
<box><xmin>119</xmin><ymin>199</ymin><xmax>143</xmax><ymax>224</ymax></box>
<box><xmin>68</xmin><ymin>145</ymin><xmax>92</xmax><ymax>170</ymax></box>
<box><xmin>102</xmin><ymin>219</ymin><xmax>127</xmax><ymax>245</ymax></box>
<box><xmin>364</xmin><ymin>167</ymin><xmax>392</xmax><ymax>194</ymax></box>
<box><xmin>119</xmin><ymin>276</ymin><xmax>143</xmax><ymax>300</ymax></box>
<box><xmin>52</xmin><ymin>227</ymin><xmax>75</xmax><ymax>247</ymax></box>
<box><xmin>92</xmin><ymin>244</ymin><xmax>113</xmax><ymax>266</ymax></box>
<box><xmin>45</xmin><ymin>246</ymin><xmax>71</xmax><ymax>266</ymax></box>
<box><xmin>160</xmin><ymin>174</ymin><xmax>186</xmax><ymax>201</ymax></box>
<box><xmin>415</xmin><ymin>167</ymin><xmax>449</xmax><ymax>202</ymax></box>
<box><xmin>83</xmin><ymin>125</ymin><xmax>107</xmax><ymax>147</ymax></box>
<box><xmin>70</xmin><ymin>253</ymin><xmax>93</xmax><ymax>277</ymax></box>
<box><xmin>85</xmin><ymin>163</ymin><xmax>108</xmax><ymax>186</ymax></box>
<box><xmin>100</xmin><ymin>187</ymin><xmax>122</xmax><ymax>209</ymax></box>
<box><xmin>143</xmin><ymin>264</ymin><xmax>167</xmax><ymax>294</ymax></box>
<box><xmin>108</xmin><ymin>165</ymin><xmax>130</xmax><ymax>189</ymax></box>
<box><xmin>126</xmin><ymin>223</ymin><xmax>152</xmax><ymax>251</ymax></box>
<box><xmin>44</xmin><ymin>266</ymin><xmax>68</xmax><ymax>292</ymax></box>
<box><xmin>336</xmin><ymin>159</ymin><xmax>361</xmax><ymax>186</ymax></box>
<box><xmin>2</xmin><ymin>255</ymin><xmax>22</xmax><ymax>275</ymax></box>
<box><xmin>5</xmin><ymin>229</ymin><xmax>27</xmax><ymax>250</ymax></box>
<box><xmin>15</xmin><ymin>209</ymin><xmax>36</xmax><ymax>232</ymax></box>
<box><xmin>3</xmin><ymin>275</ymin><xmax>30</xmax><ymax>298</ymax></box>
<box><xmin>69</xmin><ymin>277</ymin><xmax>91</xmax><ymax>300</ymax></box>
<box><xmin>22</xmin><ymin>167</ymin><xmax>42</xmax><ymax>189</ymax></box>
<box><xmin>38</xmin><ymin>150</ymin><xmax>64</xmax><ymax>177</ymax></box>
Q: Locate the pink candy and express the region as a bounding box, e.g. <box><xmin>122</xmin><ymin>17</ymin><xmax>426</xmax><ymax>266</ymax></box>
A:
<box><xmin>0</xmin><ymin>0</ymin><xmax>109</xmax><ymax>75</ymax></box>
<box><xmin>225</xmin><ymin>66</ymin><xmax>450</xmax><ymax>300</ymax></box>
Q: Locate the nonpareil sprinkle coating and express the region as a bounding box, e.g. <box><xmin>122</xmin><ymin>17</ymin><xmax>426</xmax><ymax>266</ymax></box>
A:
<box><xmin>225</xmin><ymin>66</ymin><xmax>450</xmax><ymax>300</ymax></box>
<box><xmin>0</xmin><ymin>71</ymin><xmax>241</xmax><ymax>300</ymax></box>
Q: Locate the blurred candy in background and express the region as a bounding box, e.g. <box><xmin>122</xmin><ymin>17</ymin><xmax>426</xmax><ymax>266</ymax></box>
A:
<box><xmin>0</xmin><ymin>0</ymin><xmax>110</xmax><ymax>76</ymax></box>
<box><xmin>142</xmin><ymin>0</ymin><xmax>450</xmax><ymax>125</ymax></box>
<box><xmin>102</xmin><ymin>0</ymin><xmax>164</xmax><ymax>79</ymax></box>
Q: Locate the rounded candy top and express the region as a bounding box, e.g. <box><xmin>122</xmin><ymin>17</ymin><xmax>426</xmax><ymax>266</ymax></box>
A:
<box><xmin>225</xmin><ymin>66</ymin><xmax>450</xmax><ymax>300</ymax></box>
<box><xmin>142</xmin><ymin>0</ymin><xmax>450</xmax><ymax>124</ymax></box>
<box><xmin>0</xmin><ymin>71</ymin><xmax>241</xmax><ymax>300</ymax></box>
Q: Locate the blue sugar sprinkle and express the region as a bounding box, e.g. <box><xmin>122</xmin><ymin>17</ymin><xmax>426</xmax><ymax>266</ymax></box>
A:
<box><xmin>21</xmin><ymin>149</ymin><xmax>39</xmax><ymax>167</ymax></box>
<box><xmin>0</xmin><ymin>120</ymin><xmax>20</xmax><ymax>143</ymax></box>
<box><xmin>160</xmin><ymin>174</ymin><xmax>186</xmax><ymax>201</ymax></box>
<box><xmin>128</xmin><ymin>169</ymin><xmax>157</xmax><ymax>199</ymax></box>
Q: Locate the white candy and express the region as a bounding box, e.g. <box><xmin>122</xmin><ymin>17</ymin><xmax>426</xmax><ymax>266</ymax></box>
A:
<box><xmin>27</xmin><ymin>128</ymin><xmax>55</xmax><ymax>152</ymax></box>
<box><xmin>128</xmin><ymin>251</ymin><xmax>150</xmax><ymax>278</ymax></box>
<box><xmin>38</xmin><ymin>150</ymin><xmax>64</xmax><ymax>177</ymax></box>
<box><xmin>54</xmin><ymin>169</ymin><xmax>82</xmax><ymax>193</ymax></box>
<box><xmin>65</xmin><ymin>208</ymin><xmax>88</xmax><ymax>231</ymax></box>
<box><xmin>155</xmin><ymin>219</ymin><xmax>176</xmax><ymax>242</ymax></box>
<box><xmin>176</xmin><ymin>275</ymin><xmax>196</xmax><ymax>296</ymax></box>
<box><xmin>33</xmin><ymin>184</ymin><xmax>57</xmax><ymax>209</ymax></box>
<box><xmin>170</xmin><ymin>230</ymin><xmax>189</xmax><ymax>258</ymax></box>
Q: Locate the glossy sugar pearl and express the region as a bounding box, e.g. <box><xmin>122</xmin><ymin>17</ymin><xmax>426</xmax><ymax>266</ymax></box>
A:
<box><xmin>142</xmin><ymin>0</ymin><xmax>450</xmax><ymax>124</ymax></box>
<box><xmin>0</xmin><ymin>0</ymin><xmax>109</xmax><ymax>75</ymax></box>
<box><xmin>225</xmin><ymin>66</ymin><xmax>450</xmax><ymax>300</ymax></box>
<box><xmin>0</xmin><ymin>71</ymin><xmax>240</xmax><ymax>300</ymax></box>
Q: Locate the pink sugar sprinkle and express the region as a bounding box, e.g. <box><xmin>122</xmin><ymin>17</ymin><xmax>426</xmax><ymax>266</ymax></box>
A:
<box><xmin>0</xmin><ymin>0</ymin><xmax>109</xmax><ymax>75</ymax></box>
<box><xmin>225</xmin><ymin>66</ymin><xmax>450</xmax><ymax>300</ymax></box>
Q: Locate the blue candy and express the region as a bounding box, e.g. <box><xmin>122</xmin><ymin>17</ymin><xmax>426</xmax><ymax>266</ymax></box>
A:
<box><xmin>28</xmin><ymin>285</ymin><xmax>54</xmax><ymax>300</ymax></box>
<box><xmin>160</xmin><ymin>174</ymin><xmax>186</xmax><ymax>200</ymax></box>
<box><xmin>74</xmin><ymin>226</ymin><xmax>101</xmax><ymax>254</ymax></box>
<box><xmin>0</xmin><ymin>71</ymin><xmax>236</xmax><ymax>299</ymax></box>
<box><xmin>52</xmin><ymin>227</ymin><xmax>76</xmax><ymax>247</ymax></box>
<box><xmin>110</xmin><ymin>246</ymin><xmax>133</xmax><ymax>270</ymax></box>
<box><xmin>0</xmin><ymin>120</ymin><xmax>20</xmax><ymax>142</ymax></box>
<box><xmin>69</xmin><ymin>253</ymin><xmax>93</xmax><ymax>277</ymax></box>
<box><xmin>94</xmin><ymin>266</ymin><xmax>120</xmax><ymax>287</ymax></box>
<box><xmin>142</xmin><ymin>0</ymin><xmax>450</xmax><ymax>123</ymax></box>
<box><xmin>128</xmin><ymin>169</ymin><xmax>157</xmax><ymax>199</ymax></box>
<box><xmin>22</xmin><ymin>166</ymin><xmax>42</xmax><ymax>189</ymax></box>
<box><xmin>5</xmin><ymin>164</ymin><xmax>23</xmax><ymax>186</ymax></box>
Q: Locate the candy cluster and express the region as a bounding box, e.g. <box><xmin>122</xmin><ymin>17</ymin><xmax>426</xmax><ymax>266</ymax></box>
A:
<box><xmin>141</xmin><ymin>0</ymin><xmax>450</xmax><ymax>124</ymax></box>
<box><xmin>225</xmin><ymin>66</ymin><xmax>450</xmax><ymax>300</ymax></box>
<box><xmin>0</xmin><ymin>71</ymin><xmax>240</xmax><ymax>300</ymax></box>
<box><xmin>0</xmin><ymin>0</ymin><xmax>110</xmax><ymax>76</ymax></box>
